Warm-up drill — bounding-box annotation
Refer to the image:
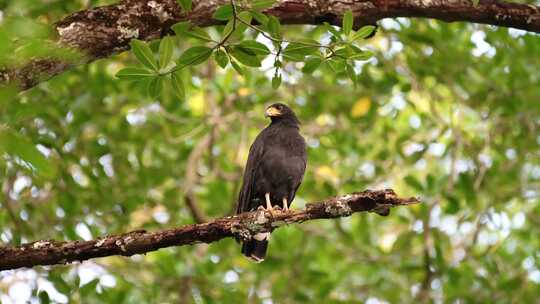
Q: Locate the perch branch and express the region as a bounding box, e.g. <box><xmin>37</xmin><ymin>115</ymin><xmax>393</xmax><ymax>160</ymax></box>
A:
<box><xmin>0</xmin><ymin>189</ymin><xmax>418</xmax><ymax>271</ymax></box>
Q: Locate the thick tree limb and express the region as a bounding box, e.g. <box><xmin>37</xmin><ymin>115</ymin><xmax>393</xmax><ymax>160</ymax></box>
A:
<box><xmin>1</xmin><ymin>0</ymin><xmax>539</xmax><ymax>90</ymax></box>
<box><xmin>0</xmin><ymin>189</ymin><xmax>418</xmax><ymax>271</ymax></box>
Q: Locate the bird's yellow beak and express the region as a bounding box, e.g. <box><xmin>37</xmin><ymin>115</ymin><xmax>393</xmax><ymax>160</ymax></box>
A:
<box><xmin>265</xmin><ymin>106</ymin><xmax>281</xmax><ymax>117</ymax></box>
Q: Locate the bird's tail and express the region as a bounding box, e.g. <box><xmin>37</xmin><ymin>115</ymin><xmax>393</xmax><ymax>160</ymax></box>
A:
<box><xmin>241</xmin><ymin>232</ymin><xmax>269</xmax><ymax>263</ymax></box>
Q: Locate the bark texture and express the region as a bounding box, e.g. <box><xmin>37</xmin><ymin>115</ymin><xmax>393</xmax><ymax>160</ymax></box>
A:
<box><xmin>0</xmin><ymin>189</ymin><xmax>418</xmax><ymax>271</ymax></box>
<box><xmin>0</xmin><ymin>0</ymin><xmax>539</xmax><ymax>90</ymax></box>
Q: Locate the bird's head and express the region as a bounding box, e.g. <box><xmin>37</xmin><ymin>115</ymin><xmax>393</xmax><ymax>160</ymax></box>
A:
<box><xmin>265</xmin><ymin>103</ymin><xmax>300</xmax><ymax>125</ymax></box>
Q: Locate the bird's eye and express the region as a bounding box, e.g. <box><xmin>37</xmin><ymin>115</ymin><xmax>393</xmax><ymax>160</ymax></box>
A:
<box><xmin>277</xmin><ymin>105</ymin><xmax>282</xmax><ymax>110</ymax></box>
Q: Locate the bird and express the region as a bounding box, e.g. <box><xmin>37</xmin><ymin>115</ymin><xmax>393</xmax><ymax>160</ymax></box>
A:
<box><xmin>235</xmin><ymin>103</ymin><xmax>307</xmax><ymax>262</ymax></box>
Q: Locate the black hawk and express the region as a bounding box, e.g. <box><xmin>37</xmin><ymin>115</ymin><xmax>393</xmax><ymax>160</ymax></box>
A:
<box><xmin>235</xmin><ymin>103</ymin><xmax>307</xmax><ymax>262</ymax></box>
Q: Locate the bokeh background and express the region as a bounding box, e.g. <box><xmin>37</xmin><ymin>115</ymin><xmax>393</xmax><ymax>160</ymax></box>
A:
<box><xmin>1</xmin><ymin>0</ymin><xmax>540</xmax><ymax>303</ymax></box>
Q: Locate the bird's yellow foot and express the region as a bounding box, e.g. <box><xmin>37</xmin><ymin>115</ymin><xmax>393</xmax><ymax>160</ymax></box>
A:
<box><xmin>282</xmin><ymin>198</ymin><xmax>289</xmax><ymax>212</ymax></box>
<box><xmin>264</xmin><ymin>193</ymin><xmax>276</xmax><ymax>216</ymax></box>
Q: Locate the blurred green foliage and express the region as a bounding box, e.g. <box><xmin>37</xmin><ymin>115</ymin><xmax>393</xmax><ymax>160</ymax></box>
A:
<box><xmin>1</xmin><ymin>0</ymin><xmax>540</xmax><ymax>303</ymax></box>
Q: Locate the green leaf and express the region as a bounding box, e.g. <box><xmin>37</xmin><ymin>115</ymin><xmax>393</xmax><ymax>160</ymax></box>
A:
<box><xmin>171</xmin><ymin>21</ymin><xmax>190</xmax><ymax>35</ymax></box>
<box><xmin>177</xmin><ymin>46</ymin><xmax>213</xmax><ymax>67</ymax></box>
<box><xmin>172</xmin><ymin>22</ymin><xmax>213</xmax><ymax>42</ymax></box>
<box><xmin>213</xmin><ymin>4</ymin><xmax>233</xmax><ymax>21</ymax></box>
<box><xmin>186</xmin><ymin>27</ymin><xmax>213</xmax><ymax>42</ymax></box>
<box><xmin>325</xmin><ymin>22</ymin><xmax>343</xmax><ymax>40</ymax></box>
<box><xmin>283</xmin><ymin>41</ymin><xmax>319</xmax><ymax>61</ymax></box>
<box><xmin>342</xmin><ymin>10</ymin><xmax>353</xmax><ymax>36</ymax></box>
<box><xmin>284</xmin><ymin>41</ymin><xmax>319</xmax><ymax>55</ymax></box>
<box><xmin>237</xmin><ymin>40</ymin><xmax>271</xmax><ymax>55</ymax></box>
<box><xmin>405</xmin><ymin>175</ymin><xmax>424</xmax><ymax>191</ymax></box>
<box><xmin>334</xmin><ymin>46</ymin><xmax>351</xmax><ymax>58</ymax></box>
<box><xmin>230</xmin><ymin>58</ymin><xmax>244</xmax><ymax>75</ymax></box>
<box><xmin>214</xmin><ymin>49</ymin><xmax>229</xmax><ymax>68</ymax></box>
<box><xmin>267</xmin><ymin>16</ymin><xmax>281</xmax><ymax>39</ymax></box>
<box><xmin>326</xmin><ymin>59</ymin><xmax>346</xmax><ymax>73</ymax></box>
<box><xmin>349</xmin><ymin>50</ymin><xmax>373</xmax><ymax>61</ymax></box>
<box><xmin>352</xmin><ymin>25</ymin><xmax>377</xmax><ymax>41</ymax></box>
<box><xmin>222</xmin><ymin>18</ymin><xmax>235</xmax><ymax>37</ymax></box>
<box><xmin>472</xmin><ymin>0</ymin><xmax>479</xmax><ymax>7</ymax></box>
<box><xmin>147</xmin><ymin>77</ymin><xmax>163</xmax><ymax>98</ymax></box>
<box><xmin>252</xmin><ymin>0</ymin><xmax>276</xmax><ymax>10</ymax></box>
<box><xmin>116</xmin><ymin>67</ymin><xmax>155</xmax><ymax>81</ymax></box>
<box><xmin>444</xmin><ymin>194</ymin><xmax>460</xmax><ymax>214</ymax></box>
<box><xmin>50</xmin><ymin>274</ymin><xmax>71</xmax><ymax>294</ymax></box>
<box><xmin>225</xmin><ymin>11</ymin><xmax>252</xmax><ymax>38</ymax></box>
<box><xmin>250</xmin><ymin>10</ymin><xmax>269</xmax><ymax>26</ymax></box>
<box><xmin>158</xmin><ymin>36</ymin><xmax>174</xmax><ymax>69</ymax></box>
<box><xmin>346</xmin><ymin>64</ymin><xmax>356</xmax><ymax>82</ymax></box>
<box><xmin>272</xmin><ymin>74</ymin><xmax>281</xmax><ymax>89</ymax></box>
<box><xmin>0</xmin><ymin>126</ymin><xmax>56</xmax><ymax>178</ymax></box>
<box><xmin>222</xmin><ymin>10</ymin><xmax>253</xmax><ymax>38</ymax></box>
<box><xmin>171</xmin><ymin>71</ymin><xmax>185</xmax><ymax>101</ymax></box>
<box><xmin>79</xmin><ymin>279</ymin><xmax>99</xmax><ymax>297</ymax></box>
<box><xmin>38</xmin><ymin>291</ymin><xmax>50</xmax><ymax>304</ymax></box>
<box><xmin>130</xmin><ymin>39</ymin><xmax>158</xmax><ymax>71</ymax></box>
<box><xmin>302</xmin><ymin>57</ymin><xmax>322</xmax><ymax>74</ymax></box>
<box><xmin>177</xmin><ymin>0</ymin><xmax>192</xmax><ymax>11</ymax></box>
<box><xmin>230</xmin><ymin>46</ymin><xmax>261</xmax><ymax>67</ymax></box>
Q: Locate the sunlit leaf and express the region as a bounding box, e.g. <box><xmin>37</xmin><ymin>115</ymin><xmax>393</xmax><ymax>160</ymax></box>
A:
<box><xmin>147</xmin><ymin>76</ymin><xmax>163</xmax><ymax>98</ymax></box>
<box><xmin>349</xmin><ymin>49</ymin><xmax>373</xmax><ymax>61</ymax></box>
<box><xmin>352</xmin><ymin>25</ymin><xmax>377</xmax><ymax>41</ymax></box>
<box><xmin>351</xmin><ymin>97</ymin><xmax>371</xmax><ymax>117</ymax></box>
<box><xmin>171</xmin><ymin>71</ymin><xmax>185</xmax><ymax>101</ymax></box>
<box><xmin>116</xmin><ymin>67</ymin><xmax>155</xmax><ymax>80</ymax></box>
<box><xmin>342</xmin><ymin>10</ymin><xmax>353</xmax><ymax>36</ymax></box>
<box><xmin>130</xmin><ymin>39</ymin><xmax>158</xmax><ymax>71</ymax></box>
<box><xmin>177</xmin><ymin>46</ymin><xmax>213</xmax><ymax>67</ymax></box>
<box><xmin>158</xmin><ymin>36</ymin><xmax>174</xmax><ymax>69</ymax></box>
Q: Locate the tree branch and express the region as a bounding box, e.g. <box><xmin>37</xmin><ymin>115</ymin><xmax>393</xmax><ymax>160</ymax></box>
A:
<box><xmin>0</xmin><ymin>189</ymin><xmax>418</xmax><ymax>271</ymax></box>
<box><xmin>1</xmin><ymin>0</ymin><xmax>539</xmax><ymax>90</ymax></box>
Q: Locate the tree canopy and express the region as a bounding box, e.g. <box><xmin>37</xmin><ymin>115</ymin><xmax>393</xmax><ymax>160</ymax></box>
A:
<box><xmin>1</xmin><ymin>0</ymin><xmax>539</xmax><ymax>303</ymax></box>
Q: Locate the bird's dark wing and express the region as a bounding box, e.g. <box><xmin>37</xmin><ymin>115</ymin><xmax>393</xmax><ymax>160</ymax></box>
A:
<box><xmin>236</xmin><ymin>133</ymin><xmax>265</xmax><ymax>214</ymax></box>
<box><xmin>288</xmin><ymin>142</ymin><xmax>307</xmax><ymax>203</ymax></box>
